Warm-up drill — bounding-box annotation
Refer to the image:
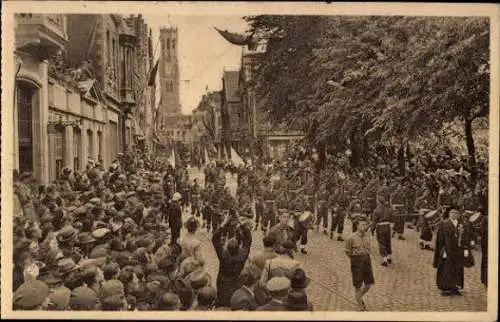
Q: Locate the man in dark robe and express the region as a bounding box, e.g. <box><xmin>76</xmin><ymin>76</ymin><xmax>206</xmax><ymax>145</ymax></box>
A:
<box><xmin>167</xmin><ymin>192</ymin><xmax>183</xmax><ymax>245</ymax></box>
<box><xmin>433</xmin><ymin>207</ymin><xmax>466</xmax><ymax>296</ymax></box>
<box><xmin>212</xmin><ymin>213</ymin><xmax>252</xmax><ymax>308</ymax></box>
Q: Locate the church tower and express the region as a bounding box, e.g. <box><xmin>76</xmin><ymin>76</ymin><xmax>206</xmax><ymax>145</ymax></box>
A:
<box><xmin>159</xmin><ymin>27</ymin><xmax>181</xmax><ymax>115</ymax></box>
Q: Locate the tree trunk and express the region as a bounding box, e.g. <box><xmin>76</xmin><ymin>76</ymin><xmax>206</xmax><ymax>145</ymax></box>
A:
<box><xmin>398</xmin><ymin>143</ymin><xmax>406</xmax><ymax>176</ymax></box>
<box><xmin>464</xmin><ymin>118</ymin><xmax>477</xmax><ymax>187</ymax></box>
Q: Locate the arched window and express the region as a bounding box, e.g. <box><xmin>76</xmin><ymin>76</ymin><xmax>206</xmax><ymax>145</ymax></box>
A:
<box><xmin>167</xmin><ymin>39</ymin><xmax>170</xmax><ymax>49</ymax></box>
<box><xmin>17</xmin><ymin>81</ymin><xmax>37</xmax><ymax>174</ymax></box>
<box><xmin>172</xmin><ymin>40</ymin><xmax>176</xmax><ymax>50</ymax></box>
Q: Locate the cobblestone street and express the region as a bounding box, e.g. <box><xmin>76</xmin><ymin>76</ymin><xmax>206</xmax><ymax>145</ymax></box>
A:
<box><xmin>186</xmin><ymin>167</ymin><xmax>487</xmax><ymax>312</ymax></box>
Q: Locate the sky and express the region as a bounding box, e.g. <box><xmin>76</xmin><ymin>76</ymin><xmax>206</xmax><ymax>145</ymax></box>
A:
<box><xmin>144</xmin><ymin>15</ymin><xmax>250</xmax><ymax>115</ymax></box>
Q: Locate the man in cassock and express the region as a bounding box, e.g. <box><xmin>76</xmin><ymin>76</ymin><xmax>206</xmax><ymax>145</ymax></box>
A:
<box><xmin>433</xmin><ymin>206</ymin><xmax>466</xmax><ymax>296</ymax></box>
<box><xmin>168</xmin><ymin>192</ymin><xmax>183</xmax><ymax>245</ymax></box>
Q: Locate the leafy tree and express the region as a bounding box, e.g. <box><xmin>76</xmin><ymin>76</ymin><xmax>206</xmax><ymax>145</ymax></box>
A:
<box><xmin>245</xmin><ymin>15</ymin><xmax>489</xmax><ymax>186</ymax></box>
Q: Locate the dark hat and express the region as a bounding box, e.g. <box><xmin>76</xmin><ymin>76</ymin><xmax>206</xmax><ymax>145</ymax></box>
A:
<box><xmin>89</xmin><ymin>246</ymin><xmax>108</xmax><ymax>259</ymax></box>
<box><xmin>262</xmin><ymin>234</ymin><xmax>277</xmax><ymax>247</ymax></box>
<box><xmin>157</xmin><ymin>256</ymin><xmax>177</xmax><ymax>271</ymax></box>
<box><xmin>282</xmin><ymin>240</ymin><xmax>296</xmax><ymax>250</ymax></box>
<box><xmin>38</xmin><ymin>272</ymin><xmax>63</xmax><ymax>286</ymax></box>
<box><xmin>70</xmin><ymin>286</ymin><xmax>97</xmax><ymax>310</ymax></box>
<box><xmin>57</xmin><ymin>257</ymin><xmax>80</xmax><ymax>275</ymax></box>
<box><xmin>197</xmin><ymin>286</ymin><xmax>217</xmax><ymax>306</ymax></box>
<box><xmin>289</xmin><ymin>268</ymin><xmax>311</xmax><ymax>289</ymax></box>
<box><xmin>99</xmin><ymin>280</ymin><xmax>125</xmax><ymax>301</ymax></box>
<box><xmin>48</xmin><ymin>286</ymin><xmax>71</xmax><ymax>310</ymax></box>
<box><xmin>184</xmin><ymin>216</ymin><xmax>200</xmax><ymax>230</ymax></box>
<box><xmin>283</xmin><ymin>291</ymin><xmax>310</xmax><ymax>311</ymax></box>
<box><xmin>158</xmin><ymin>292</ymin><xmax>181</xmax><ymax>310</ymax></box>
<box><xmin>40</xmin><ymin>212</ymin><xmax>55</xmax><ymax>224</ymax></box>
<box><xmin>57</xmin><ymin>226</ymin><xmax>77</xmax><ymax>243</ymax></box>
<box><xmin>77</xmin><ymin>232</ymin><xmax>96</xmax><ymax>245</ymax></box>
<box><xmin>188</xmin><ymin>270</ymin><xmax>210</xmax><ymax>290</ymax></box>
<box><xmin>102</xmin><ymin>262</ymin><xmax>120</xmax><ymax>277</ymax></box>
<box><xmin>13</xmin><ymin>280</ymin><xmax>50</xmax><ymax>309</ymax></box>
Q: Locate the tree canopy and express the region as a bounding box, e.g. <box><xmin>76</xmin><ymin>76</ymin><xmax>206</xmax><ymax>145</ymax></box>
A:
<box><xmin>244</xmin><ymin>15</ymin><xmax>490</xmax><ymax>168</ymax></box>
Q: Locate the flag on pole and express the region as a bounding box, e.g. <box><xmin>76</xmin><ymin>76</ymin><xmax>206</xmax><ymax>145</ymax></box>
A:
<box><xmin>204</xmin><ymin>148</ymin><xmax>210</xmax><ymax>166</ymax></box>
<box><xmin>168</xmin><ymin>148</ymin><xmax>176</xmax><ymax>169</ymax></box>
<box><xmin>230</xmin><ymin>147</ymin><xmax>245</xmax><ymax>166</ymax></box>
<box><xmin>148</xmin><ymin>59</ymin><xmax>159</xmax><ymax>86</ymax></box>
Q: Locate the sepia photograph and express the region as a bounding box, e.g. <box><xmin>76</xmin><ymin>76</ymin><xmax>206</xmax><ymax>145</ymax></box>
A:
<box><xmin>1</xmin><ymin>2</ymin><xmax>498</xmax><ymax>320</ymax></box>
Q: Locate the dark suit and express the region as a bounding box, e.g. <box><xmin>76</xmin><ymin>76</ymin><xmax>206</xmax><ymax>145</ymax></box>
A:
<box><xmin>230</xmin><ymin>286</ymin><xmax>258</xmax><ymax>311</ymax></box>
<box><xmin>212</xmin><ymin>224</ymin><xmax>252</xmax><ymax>307</ymax></box>
<box><xmin>167</xmin><ymin>202</ymin><xmax>182</xmax><ymax>244</ymax></box>
<box><xmin>433</xmin><ymin>219</ymin><xmax>465</xmax><ymax>291</ymax></box>
<box><xmin>256</xmin><ymin>299</ymin><xmax>287</xmax><ymax>311</ymax></box>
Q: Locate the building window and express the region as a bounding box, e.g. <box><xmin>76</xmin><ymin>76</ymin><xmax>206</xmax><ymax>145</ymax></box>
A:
<box><xmin>87</xmin><ymin>129</ymin><xmax>93</xmax><ymax>160</ymax></box>
<box><xmin>54</xmin><ymin>130</ymin><xmax>65</xmax><ymax>179</ymax></box>
<box><xmin>108</xmin><ymin>121</ymin><xmax>118</xmax><ymax>160</ymax></box>
<box><xmin>167</xmin><ymin>39</ymin><xmax>170</xmax><ymax>49</ymax></box>
<box><xmin>97</xmin><ymin>131</ymin><xmax>103</xmax><ymax>163</ymax></box>
<box><xmin>73</xmin><ymin>128</ymin><xmax>81</xmax><ymax>171</ymax></box>
<box><xmin>17</xmin><ymin>83</ymin><xmax>36</xmax><ymax>174</ymax></box>
<box><xmin>172</xmin><ymin>40</ymin><xmax>176</xmax><ymax>50</ymax></box>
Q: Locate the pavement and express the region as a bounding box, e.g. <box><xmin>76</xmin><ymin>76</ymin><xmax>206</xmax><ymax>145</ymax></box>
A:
<box><xmin>183</xmin><ymin>166</ymin><xmax>487</xmax><ymax>312</ymax></box>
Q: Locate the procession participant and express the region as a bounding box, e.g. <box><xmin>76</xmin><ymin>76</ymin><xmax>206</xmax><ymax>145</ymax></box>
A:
<box><xmin>433</xmin><ymin>206</ymin><xmax>467</xmax><ymax>296</ymax></box>
<box><xmin>212</xmin><ymin>212</ymin><xmax>252</xmax><ymax>307</ymax></box>
<box><xmin>361</xmin><ymin>174</ymin><xmax>378</xmax><ymax>221</ymax></box>
<box><xmin>292</xmin><ymin>206</ymin><xmax>313</xmax><ymax>255</ymax></box>
<box><xmin>315</xmin><ymin>185</ymin><xmax>329</xmax><ymax>235</ymax></box>
<box><xmin>348</xmin><ymin>198</ymin><xmax>364</xmax><ymax>233</ymax></box>
<box><xmin>390</xmin><ymin>178</ymin><xmax>407</xmax><ymax>240</ymax></box>
<box><xmin>254</xmin><ymin>195</ymin><xmax>265</xmax><ymax>231</ymax></box>
<box><xmin>163</xmin><ymin>174</ymin><xmax>176</xmax><ymax>201</ymax></box>
<box><xmin>261</xmin><ymin>187</ymin><xmax>278</xmax><ymax>234</ymax></box>
<box><xmin>345</xmin><ymin>215</ymin><xmax>374</xmax><ymax>311</ymax></box>
<box><xmin>267</xmin><ymin>209</ymin><xmax>296</xmax><ymax>252</ymax></box>
<box><xmin>371</xmin><ymin>188</ymin><xmax>393</xmax><ymax>266</ymax></box>
<box><xmin>167</xmin><ymin>193</ymin><xmax>183</xmax><ymax>246</ymax></box>
<box><xmin>190</xmin><ymin>179</ymin><xmax>201</xmax><ymax>217</ymax></box>
<box><xmin>329</xmin><ymin>187</ymin><xmax>346</xmax><ymax>241</ymax></box>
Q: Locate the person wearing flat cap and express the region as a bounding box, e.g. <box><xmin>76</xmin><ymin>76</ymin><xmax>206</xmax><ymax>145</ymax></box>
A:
<box><xmin>70</xmin><ymin>286</ymin><xmax>98</xmax><ymax>310</ymax></box>
<box><xmin>345</xmin><ymin>215</ymin><xmax>374</xmax><ymax>311</ymax></box>
<box><xmin>13</xmin><ymin>280</ymin><xmax>51</xmax><ymax>310</ymax></box>
<box><xmin>99</xmin><ymin>279</ymin><xmax>127</xmax><ymax>311</ymax></box>
<box><xmin>157</xmin><ymin>292</ymin><xmax>181</xmax><ymax>311</ymax></box>
<box><xmin>284</xmin><ymin>290</ymin><xmax>313</xmax><ymax>311</ymax></box>
<box><xmin>193</xmin><ymin>286</ymin><xmax>217</xmax><ymax>310</ymax></box>
<box><xmin>230</xmin><ymin>263</ymin><xmax>261</xmax><ymax>311</ymax></box>
<box><xmin>256</xmin><ymin>277</ymin><xmax>290</xmax><ymax>311</ymax></box>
